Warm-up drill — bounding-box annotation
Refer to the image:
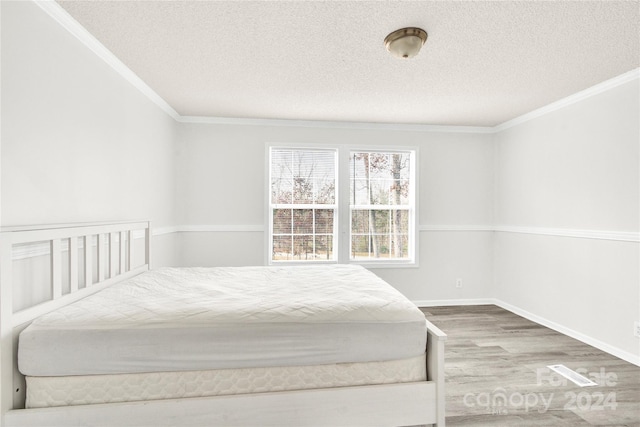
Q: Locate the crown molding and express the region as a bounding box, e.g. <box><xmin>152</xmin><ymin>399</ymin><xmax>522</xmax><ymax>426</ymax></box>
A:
<box><xmin>494</xmin><ymin>68</ymin><xmax>640</xmax><ymax>133</ymax></box>
<box><xmin>35</xmin><ymin>1</ymin><xmax>639</xmax><ymax>134</ymax></box>
<box><xmin>178</xmin><ymin>115</ymin><xmax>494</xmax><ymax>134</ymax></box>
<box><xmin>34</xmin><ymin>0</ymin><xmax>180</xmax><ymax>121</ymax></box>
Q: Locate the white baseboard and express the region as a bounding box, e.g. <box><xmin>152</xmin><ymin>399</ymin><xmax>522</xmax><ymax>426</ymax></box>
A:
<box><xmin>413</xmin><ymin>298</ymin><xmax>495</xmax><ymax>307</ymax></box>
<box><xmin>493</xmin><ymin>299</ymin><xmax>640</xmax><ymax>367</ymax></box>
<box><xmin>414</xmin><ymin>298</ymin><xmax>640</xmax><ymax>367</ymax></box>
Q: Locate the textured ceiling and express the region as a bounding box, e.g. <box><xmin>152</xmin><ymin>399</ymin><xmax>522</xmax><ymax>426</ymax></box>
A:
<box><xmin>57</xmin><ymin>1</ymin><xmax>639</xmax><ymax>127</ymax></box>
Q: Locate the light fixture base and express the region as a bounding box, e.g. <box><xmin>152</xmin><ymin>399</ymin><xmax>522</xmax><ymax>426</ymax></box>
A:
<box><xmin>384</xmin><ymin>27</ymin><xmax>428</xmax><ymax>59</ymax></box>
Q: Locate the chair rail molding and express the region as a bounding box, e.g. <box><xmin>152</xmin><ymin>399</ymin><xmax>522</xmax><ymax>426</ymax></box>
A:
<box><xmin>494</xmin><ymin>225</ymin><xmax>640</xmax><ymax>243</ymax></box>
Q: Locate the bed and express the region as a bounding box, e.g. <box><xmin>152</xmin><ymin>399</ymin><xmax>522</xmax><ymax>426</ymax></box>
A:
<box><xmin>0</xmin><ymin>221</ymin><xmax>446</xmax><ymax>426</ymax></box>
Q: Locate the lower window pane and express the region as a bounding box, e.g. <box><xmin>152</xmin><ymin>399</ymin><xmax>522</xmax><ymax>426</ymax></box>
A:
<box><xmin>351</xmin><ymin>210</ymin><xmax>369</xmax><ymax>233</ymax></box>
<box><xmin>293</xmin><ymin>235</ymin><xmax>315</xmax><ymax>260</ymax></box>
<box><xmin>272</xmin><ymin>236</ymin><xmax>292</xmax><ymax>260</ymax></box>
<box><xmin>293</xmin><ymin>209</ymin><xmax>313</xmax><ymax>234</ymax></box>
<box><xmin>314</xmin><ymin>235</ymin><xmax>333</xmax><ymax>260</ymax></box>
<box><xmin>351</xmin><ymin>235</ymin><xmax>370</xmax><ymax>259</ymax></box>
<box><xmin>350</xmin><ymin>209</ymin><xmax>410</xmax><ymax>260</ymax></box>
<box><xmin>397</xmin><ymin>234</ymin><xmax>409</xmax><ymax>258</ymax></box>
<box><xmin>372</xmin><ymin>210</ymin><xmax>390</xmax><ymax>234</ymax></box>
<box><xmin>272</xmin><ymin>208</ymin><xmax>336</xmax><ymax>262</ymax></box>
<box><xmin>272</xmin><ymin>209</ymin><xmax>292</xmax><ymax>234</ymax></box>
<box><xmin>387</xmin><ymin>234</ymin><xmax>409</xmax><ymax>258</ymax></box>
<box><xmin>352</xmin><ymin>234</ymin><xmax>390</xmax><ymax>259</ymax></box>
<box><xmin>314</xmin><ymin>209</ymin><xmax>333</xmax><ymax>234</ymax></box>
<box><xmin>391</xmin><ymin>210</ymin><xmax>409</xmax><ymax>234</ymax></box>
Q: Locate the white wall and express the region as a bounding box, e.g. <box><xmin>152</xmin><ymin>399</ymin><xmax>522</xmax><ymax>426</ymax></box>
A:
<box><xmin>2</xmin><ymin>0</ymin><xmax>637</xmax><ymax>364</ymax></box>
<box><xmin>175</xmin><ymin>122</ymin><xmax>495</xmax><ymax>301</ymax></box>
<box><xmin>1</xmin><ymin>1</ymin><xmax>178</xmax><ymax>267</ymax></box>
<box><xmin>494</xmin><ymin>78</ymin><xmax>640</xmax><ymax>362</ymax></box>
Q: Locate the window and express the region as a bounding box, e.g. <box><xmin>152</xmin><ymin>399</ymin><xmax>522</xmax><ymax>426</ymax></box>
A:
<box><xmin>269</xmin><ymin>146</ymin><xmax>416</xmax><ymax>266</ymax></box>
<box><xmin>270</xmin><ymin>148</ymin><xmax>337</xmax><ymax>262</ymax></box>
<box><xmin>350</xmin><ymin>151</ymin><xmax>413</xmax><ymax>261</ymax></box>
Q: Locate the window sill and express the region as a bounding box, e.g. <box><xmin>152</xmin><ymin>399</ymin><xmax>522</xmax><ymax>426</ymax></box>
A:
<box><xmin>268</xmin><ymin>260</ymin><xmax>419</xmax><ymax>269</ymax></box>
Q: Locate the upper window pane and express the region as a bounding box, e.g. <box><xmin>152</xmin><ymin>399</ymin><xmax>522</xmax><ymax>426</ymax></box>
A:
<box><xmin>350</xmin><ymin>152</ymin><xmax>411</xmax><ymax>206</ymax></box>
<box><xmin>271</xmin><ymin>149</ymin><xmax>335</xmax><ymax>205</ymax></box>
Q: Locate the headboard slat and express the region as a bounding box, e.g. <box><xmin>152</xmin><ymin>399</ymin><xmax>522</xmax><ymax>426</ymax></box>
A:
<box><xmin>109</xmin><ymin>233</ymin><xmax>117</xmax><ymax>279</ymax></box>
<box><xmin>97</xmin><ymin>233</ymin><xmax>105</xmax><ymax>283</ymax></box>
<box><xmin>119</xmin><ymin>231</ymin><xmax>126</xmax><ymax>275</ymax></box>
<box><xmin>51</xmin><ymin>239</ymin><xmax>62</xmax><ymax>300</ymax></box>
<box><xmin>84</xmin><ymin>235</ymin><xmax>92</xmax><ymax>288</ymax></box>
<box><xmin>69</xmin><ymin>237</ymin><xmax>79</xmax><ymax>293</ymax></box>
<box><xmin>127</xmin><ymin>230</ymin><xmax>133</xmax><ymax>272</ymax></box>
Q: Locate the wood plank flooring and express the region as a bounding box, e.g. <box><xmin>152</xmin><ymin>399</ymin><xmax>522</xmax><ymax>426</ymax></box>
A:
<box><xmin>421</xmin><ymin>305</ymin><xmax>640</xmax><ymax>426</ymax></box>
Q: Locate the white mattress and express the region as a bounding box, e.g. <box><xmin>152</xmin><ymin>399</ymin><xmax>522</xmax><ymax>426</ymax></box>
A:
<box><xmin>19</xmin><ymin>265</ymin><xmax>427</xmax><ymax>376</ymax></box>
<box><xmin>26</xmin><ymin>354</ymin><xmax>426</xmax><ymax>408</ymax></box>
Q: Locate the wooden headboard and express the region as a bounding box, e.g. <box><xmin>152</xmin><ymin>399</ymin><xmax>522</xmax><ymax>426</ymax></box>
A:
<box><xmin>0</xmin><ymin>221</ymin><xmax>151</xmax><ymax>417</ymax></box>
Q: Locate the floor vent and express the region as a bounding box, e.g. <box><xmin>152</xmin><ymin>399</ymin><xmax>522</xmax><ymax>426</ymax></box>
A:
<box><xmin>547</xmin><ymin>364</ymin><xmax>597</xmax><ymax>387</ymax></box>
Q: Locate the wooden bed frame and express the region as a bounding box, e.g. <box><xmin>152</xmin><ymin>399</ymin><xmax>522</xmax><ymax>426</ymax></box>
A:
<box><xmin>0</xmin><ymin>221</ymin><xmax>446</xmax><ymax>426</ymax></box>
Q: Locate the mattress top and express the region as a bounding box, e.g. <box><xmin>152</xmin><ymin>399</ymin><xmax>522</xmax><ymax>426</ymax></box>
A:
<box><xmin>28</xmin><ymin>265</ymin><xmax>424</xmax><ymax>329</ymax></box>
<box><xmin>19</xmin><ymin>265</ymin><xmax>427</xmax><ymax>376</ymax></box>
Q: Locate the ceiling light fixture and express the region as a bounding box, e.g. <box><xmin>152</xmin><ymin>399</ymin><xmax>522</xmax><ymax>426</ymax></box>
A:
<box><xmin>384</xmin><ymin>27</ymin><xmax>428</xmax><ymax>59</ymax></box>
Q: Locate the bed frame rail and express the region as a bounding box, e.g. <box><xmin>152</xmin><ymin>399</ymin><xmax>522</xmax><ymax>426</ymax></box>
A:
<box><xmin>0</xmin><ymin>221</ymin><xmax>151</xmax><ymax>423</ymax></box>
<box><xmin>3</xmin><ymin>322</ymin><xmax>446</xmax><ymax>427</ymax></box>
<box><xmin>426</xmin><ymin>318</ymin><xmax>447</xmax><ymax>426</ymax></box>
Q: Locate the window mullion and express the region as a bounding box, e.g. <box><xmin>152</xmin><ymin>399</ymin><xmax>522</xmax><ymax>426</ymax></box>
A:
<box><xmin>312</xmin><ymin>207</ymin><xmax>316</xmax><ymax>257</ymax></box>
<box><xmin>289</xmin><ymin>208</ymin><xmax>294</xmax><ymax>261</ymax></box>
<box><xmin>337</xmin><ymin>147</ymin><xmax>351</xmax><ymax>264</ymax></box>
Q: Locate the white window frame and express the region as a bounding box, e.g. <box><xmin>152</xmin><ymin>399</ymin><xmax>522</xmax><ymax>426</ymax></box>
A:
<box><xmin>267</xmin><ymin>146</ymin><xmax>339</xmax><ymax>264</ymax></box>
<box><xmin>266</xmin><ymin>143</ymin><xmax>418</xmax><ymax>268</ymax></box>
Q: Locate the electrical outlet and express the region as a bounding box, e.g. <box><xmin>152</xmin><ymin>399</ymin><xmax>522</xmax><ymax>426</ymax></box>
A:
<box><xmin>456</xmin><ymin>278</ymin><xmax>462</xmax><ymax>288</ymax></box>
<box><xmin>634</xmin><ymin>321</ymin><xmax>640</xmax><ymax>338</ymax></box>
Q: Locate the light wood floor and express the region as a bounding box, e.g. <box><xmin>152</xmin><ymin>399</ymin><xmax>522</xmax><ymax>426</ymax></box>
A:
<box><xmin>421</xmin><ymin>305</ymin><xmax>640</xmax><ymax>427</ymax></box>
